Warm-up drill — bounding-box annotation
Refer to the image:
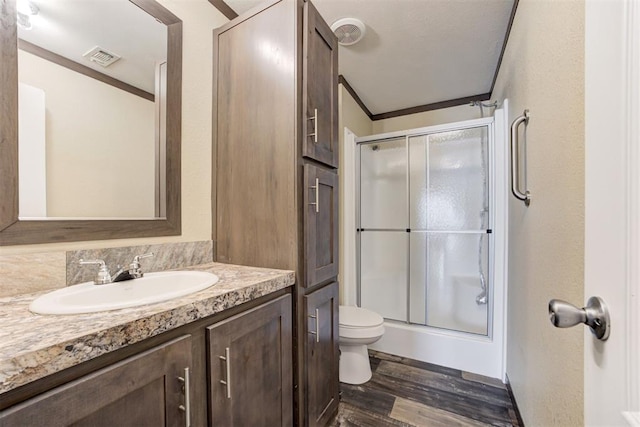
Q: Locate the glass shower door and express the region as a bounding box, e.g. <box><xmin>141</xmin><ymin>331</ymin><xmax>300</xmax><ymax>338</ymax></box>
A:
<box><xmin>359</xmin><ymin>138</ymin><xmax>407</xmax><ymax>322</ymax></box>
<box><xmin>409</xmin><ymin>127</ymin><xmax>490</xmax><ymax>335</ymax></box>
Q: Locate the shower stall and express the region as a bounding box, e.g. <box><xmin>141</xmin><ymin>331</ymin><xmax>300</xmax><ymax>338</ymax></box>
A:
<box><xmin>350</xmin><ymin>109</ymin><xmax>508</xmax><ymax>378</ymax></box>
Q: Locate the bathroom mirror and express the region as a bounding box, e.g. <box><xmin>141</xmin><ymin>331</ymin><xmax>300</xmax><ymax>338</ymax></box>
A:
<box><xmin>0</xmin><ymin>0</ymin><xmax>182</xmax><ymax>245</ymax></box>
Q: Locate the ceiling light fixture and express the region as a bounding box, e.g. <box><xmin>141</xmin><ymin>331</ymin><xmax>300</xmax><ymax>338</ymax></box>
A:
<box><xmin>330</xmin><ymin>18</ymin><xmax>366</xmax><ymax>46</ymax></box>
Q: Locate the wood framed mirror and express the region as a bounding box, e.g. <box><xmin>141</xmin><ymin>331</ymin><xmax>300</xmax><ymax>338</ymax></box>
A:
<box><xmin>0</xmin><ymin>0</ymin><xmax>182</xmax><ymax>245</ymax></box>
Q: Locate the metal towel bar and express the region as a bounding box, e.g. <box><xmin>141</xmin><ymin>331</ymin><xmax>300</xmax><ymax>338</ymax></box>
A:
<box><xmin>510</xmin><ymin>109</ymin><xmax>531</xmax><ymax>206</ymax></box>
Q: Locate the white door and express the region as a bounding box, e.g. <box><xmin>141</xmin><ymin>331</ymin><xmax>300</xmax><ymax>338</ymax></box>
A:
<box><xmin>584</xmin><ymin>0</ymin><xmax>639</xmax><ymax>425</ymax></box>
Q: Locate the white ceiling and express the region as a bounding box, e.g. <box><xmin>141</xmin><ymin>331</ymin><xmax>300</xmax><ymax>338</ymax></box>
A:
<box><xmin>225</xmin><ymin>0</ymin><xmax>515</xmax><ymax>116</ymax></box>
<box><xmin>18</xmin><ymin>0</ymin><xmax>167</xmax><ymax>94</ymax></box>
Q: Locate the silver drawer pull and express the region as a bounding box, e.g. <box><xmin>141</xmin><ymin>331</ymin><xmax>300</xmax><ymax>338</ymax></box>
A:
<box><xmin>177</xmin><ymin>367</ymin><xmax>191</xmax><ymax>427</ymax></box>
<box><xmin>309</xmin><ymin>178</ymin><xmax>319</xmax><ymax>213</ymax></box>
<box><xmin>308</xmin><ymin>108</ymin><xmax>318</xmax><ymax>143</ymax></box>
<box><xmin>219</xmin><ymin>347</ymin><xmax>231</xmax><ymax>399</ymax></box>
<box><xmin>308</xmin><ymin>308</ymin><xmax>319</xmax><ymax>343</ymax></box>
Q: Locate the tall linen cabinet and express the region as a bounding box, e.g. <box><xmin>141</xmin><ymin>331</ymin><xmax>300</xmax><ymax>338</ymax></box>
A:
<box><xmin>213</xmin><ymin>0</ymin><xmax>339</xmax><ymax>426</ymax></box>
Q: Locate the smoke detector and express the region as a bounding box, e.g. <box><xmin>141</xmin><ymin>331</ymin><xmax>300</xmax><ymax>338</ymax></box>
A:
<box><xmin>330</xmin><ymin>18</ymin><xmax>366</xmax><ymax>46</ymax></box>
<box><xmin>83</xmin><ymin>46</ymin><xmax>121</xmax><ymax>67</ymax></box>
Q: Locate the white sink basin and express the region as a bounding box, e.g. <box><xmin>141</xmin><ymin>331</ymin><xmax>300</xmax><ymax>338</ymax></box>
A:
<box><xmin>30</xmin><ymin>271</ymin><xmax>219</xmax><ymax>315</ymax></box>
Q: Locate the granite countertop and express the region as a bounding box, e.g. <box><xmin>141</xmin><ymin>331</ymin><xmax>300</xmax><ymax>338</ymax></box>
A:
<box><xmin>0</xmin><ymin>262</ymin><xmax>295</xmax><ymax>395</ymax></box>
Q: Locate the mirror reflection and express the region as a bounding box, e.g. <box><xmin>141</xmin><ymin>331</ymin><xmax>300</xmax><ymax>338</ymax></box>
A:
<box><xmin>17</xmin><ymin>0</ymin><xmax>167</xmax><ymax>219</ymax></box>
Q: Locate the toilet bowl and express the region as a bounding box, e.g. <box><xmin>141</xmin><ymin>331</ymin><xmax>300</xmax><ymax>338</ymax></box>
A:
<box><xmin>339</xmin><ymin>305</ymin><xmax>385</xmax><ymax>385</ymax></box>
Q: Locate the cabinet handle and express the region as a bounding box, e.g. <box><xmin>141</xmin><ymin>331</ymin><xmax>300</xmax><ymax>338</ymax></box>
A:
<box><xmin>309</xmin><ymin>178</ymin><xmax>319</xmax><ymax>213</ymax></box>
<box><xmin>308</xmin><ymin>308</ymin><xmax>320</xmax><ymax>343</ymax></box>
<box><xmin>219</xmin><ymin>347</ymin><xmax>231</xmax><ymax>399</ymax></box>
<box><xmin>307</xmin><ymin>108</ymin><xmax>318</xmax><ymax>143</ymax></box>
<box><xmin>177</xmin><ymin>367</ymin><xmax>191</xmax><ymax>427</ymax></box>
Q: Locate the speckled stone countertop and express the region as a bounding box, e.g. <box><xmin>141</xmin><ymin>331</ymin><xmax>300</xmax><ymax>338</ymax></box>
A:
<box><xmin>0</xmin><ymin>262</ymin><xmax>294</xmax><ymax>395</ymax></box>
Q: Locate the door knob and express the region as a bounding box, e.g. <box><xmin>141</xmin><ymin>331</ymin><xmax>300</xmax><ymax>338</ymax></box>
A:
<box><xmin>548</xmin><ymin>296</ymin><xmax>610</xmax><ymax>341</ymax></box>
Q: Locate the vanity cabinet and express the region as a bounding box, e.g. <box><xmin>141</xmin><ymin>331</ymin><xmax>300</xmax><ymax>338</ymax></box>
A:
<box><xmin>0</xmin><ymin>292</ymin><xmax>293</xmax><ymax>427</ymax></box>
<box><xmin>213</xmin><ymin>0</ymin><xmax>340</xmax><ymax>425</ymax></box>
<box><xmin>0</xmin><ymin>335</ymin><xmax>192</xmax><ymax>427</ymax></box>
<box><xmin>207</xmin><ymin>294</ymin><xmax>292</xmax><ymax>426</ymax></box>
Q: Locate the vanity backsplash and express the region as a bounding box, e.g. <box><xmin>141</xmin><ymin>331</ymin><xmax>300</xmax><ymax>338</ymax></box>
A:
<box><xmin>0</xmin><ymin>240</ymin><xmax>214</xmax><ymax>297</ymax></box>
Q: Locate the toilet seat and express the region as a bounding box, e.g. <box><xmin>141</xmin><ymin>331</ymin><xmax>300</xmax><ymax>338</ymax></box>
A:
<box><xmin>339</xmin><ymin>305</ymin><xmax>384</xmax><ymax>328</ymax></box>
<box><xmin>339</xmin><ymin>306</ymin><xmax>385</xmax><ymax>339</ymax></box>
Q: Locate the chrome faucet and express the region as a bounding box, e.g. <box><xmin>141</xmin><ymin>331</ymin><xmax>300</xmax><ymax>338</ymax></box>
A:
<box><xmin>79</xmin><ymin>252</ymin><xmax>154</xmax><ymax>285</ymax></box>
<box><xmin>78</xmin><ymin>259</ymin><xmax>113</xmax><ymax>285</ymax></box>
<box><xmin>128</xmin><ymin>252</ymin><xmax>154</xmax><ymax>279</ymax></box>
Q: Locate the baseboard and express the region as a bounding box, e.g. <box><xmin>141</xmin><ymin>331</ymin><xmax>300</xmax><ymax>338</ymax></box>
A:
<box><xmin>505</xmin><ymin>373</ymin><xmax>525</xmax><ymax>426</ymax></box>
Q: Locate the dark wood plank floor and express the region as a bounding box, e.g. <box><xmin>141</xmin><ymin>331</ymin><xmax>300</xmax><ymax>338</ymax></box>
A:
<box><xmin>330</xmin><ymin>350</ymin><xmax>522</xmax><ymax>427</ymax></box>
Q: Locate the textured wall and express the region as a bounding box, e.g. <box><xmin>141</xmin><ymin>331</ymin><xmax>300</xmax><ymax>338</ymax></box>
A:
<box><xmin>0</xmin><ymin>1</ymin><xmax>229</xmax><ymax>255</ymax></box>
<box><xmin>491</xmin><ymin>0</ymin><xmax>585</xmax><ymax>425</ymax></box>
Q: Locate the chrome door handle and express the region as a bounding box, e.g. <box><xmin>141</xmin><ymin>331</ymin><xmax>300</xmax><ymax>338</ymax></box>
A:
<box><xmin>548</xmin><ymin>296</ymin><xmax>610</xmax><ymax>340</ymax></box>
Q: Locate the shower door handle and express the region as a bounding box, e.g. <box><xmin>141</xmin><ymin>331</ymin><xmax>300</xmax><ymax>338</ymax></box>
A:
<box><xmin>510</xmin><ymin>110</ymin><xmax>531</xmax><ymax>206</ymax></box>
<box><xmin>548</xmin><ymin>296</ymin><xmax>610</xmax><ymax>340</ymax></box>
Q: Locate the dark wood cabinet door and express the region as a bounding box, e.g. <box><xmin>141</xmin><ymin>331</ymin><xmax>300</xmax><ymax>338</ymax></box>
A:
<box><xmin>304</xmin><ymin>163</ymin><xmax>339</xmax><ymax>289</ymax></box>
<box><xmin>304</xmin><ymin>281</ymin><xmax>339</xmax><ymax>427</ymax></box>
<box><xmin>0</xmin><ymin>335</ymin><xmax>192</xmax><ymax>427</ymax></box>
<box><xmin>207</xmin><ymin>294</ymin><xmax>293</xmax><ymax>426</ymax></box>
<box><xmin>303</xmin><ymin>0</ymin><xmax>339</xmax><ymax>168</ymax></box>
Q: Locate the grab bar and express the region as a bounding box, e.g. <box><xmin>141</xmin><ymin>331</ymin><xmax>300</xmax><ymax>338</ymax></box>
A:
<box><xmin>510</xmin><ymin>109</ymin><xmax>531</xmax><ymax>206</ymax></box>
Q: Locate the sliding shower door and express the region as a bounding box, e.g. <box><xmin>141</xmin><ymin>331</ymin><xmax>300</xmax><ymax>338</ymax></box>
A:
<box><xmin>358</xmin><ymin>125</ymin><xmax>492</xmax><ymax>336</ymax></box>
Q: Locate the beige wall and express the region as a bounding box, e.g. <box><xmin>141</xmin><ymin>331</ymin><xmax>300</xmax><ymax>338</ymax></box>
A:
<box><xmin>491</xmin><ymin>0</ymin><xmax>585</xmax><ymax>425</ymax></box>
<box><xmin>1</xmin><ymin>1</ymin><xmax>229</xmax><ymax>255</ymax></box>
<box><xmin>372</xmin><ymin>104</ymin><xmax>480</xmax><ymax>134</ymax></box>
<box><xmin>19</xmin><ymin>51</ymin><xmax>156</xmax><ymax>218</ymax></box>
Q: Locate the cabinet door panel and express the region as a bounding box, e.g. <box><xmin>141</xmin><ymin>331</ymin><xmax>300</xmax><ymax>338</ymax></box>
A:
<box><xmin>303</xmin><ymin>0</ymin><xmax>338</xmax><ymax>168</ymax></box>
<box><xmin>0</xmin><ymin>335</ymin><xmax>192</xmax><ymax>427</ymax></box>
<box><xmin>208</xmin><ymin>295</ymin><xmax>292</xmax><ymax>426</ymax></box>
<box><xmin>305</xmin><ymin>282</ymin><xmax>339</xmax><ymax>427</ymax></box>
<box><xmin>304</xmin><ymin>164</ymin><xmax>339</xmax><ymax>288</ymax></box>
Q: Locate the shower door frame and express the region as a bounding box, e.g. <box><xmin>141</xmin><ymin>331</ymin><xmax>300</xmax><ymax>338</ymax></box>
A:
<box><xmin>353</xmin><ymin>112</ymin><xmax>508</xmax><ymax>379</ymax></box>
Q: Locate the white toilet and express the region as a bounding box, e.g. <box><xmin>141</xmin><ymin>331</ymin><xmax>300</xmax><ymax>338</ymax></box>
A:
<box><xmin>338</xmin><ymin>305</ymin><xmax>385</xmax><ymax>385</ymax></box>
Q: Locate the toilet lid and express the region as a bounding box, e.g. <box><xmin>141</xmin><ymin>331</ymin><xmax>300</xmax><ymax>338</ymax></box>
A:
<box><xmin>339</xmin><ymin>306</ymin><xmax>384</xmax><ymax>328</ymax></box>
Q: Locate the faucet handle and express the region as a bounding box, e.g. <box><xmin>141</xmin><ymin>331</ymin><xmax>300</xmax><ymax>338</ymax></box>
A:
<box><xmin>132</xmin><ymin>252</ymin><xmax>154</xmax><ymax>264</ymax></box>
<box><xmin>129</xmin><ymin>252</ymin><xmax>154</xmax><ymax>278</ymax></box>
<box><xmin>79</xmin><ymin>259</ymin><xmax>112</xmax><ymax>285</ymax></box>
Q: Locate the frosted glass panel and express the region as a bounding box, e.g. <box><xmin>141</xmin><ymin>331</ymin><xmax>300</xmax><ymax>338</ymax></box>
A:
<box><xmin>409</xmin><ymin>127</ymin><xmax>488</xmax><ymax>230</ymax></box>
<box><xmin>408</xmin><ymin>135</ymin><xmax>428</xmax><ymax>230</ymax></box>
<box><xmin>409</xmin><ymin>233</ymin><xmax>426</xmax><ymax>325</ymax></box>
<box><xmin>360</xmin><ymin>231</ymin><xmax>407</xmax><ymax>321</ymax></box>
<box><xmin>425</xmin><ymin>233</ymin><xmax>489</xmax><ymax>335</ymax></box>
<box><xmin>360</xmin><ymin>138</ymin><xmax>407</xmax><ymax>229</ymax></box>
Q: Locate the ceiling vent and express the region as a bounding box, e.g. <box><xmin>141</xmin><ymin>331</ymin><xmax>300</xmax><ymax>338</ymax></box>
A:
<box><xmin>330</xmin><ymin>18</ymin><xmax>366</xmax><ymax>46</ymax></box>
<box><xmin>83</xmin><ymin>46</ymin><xmax>121</xmax><ymax>67</ymax></box>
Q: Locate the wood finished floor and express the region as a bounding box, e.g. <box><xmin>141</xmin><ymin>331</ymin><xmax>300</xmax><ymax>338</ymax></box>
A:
<box><xmin>330</xmin><ymin>350</ymin><xmax>522</xmax><ymax>427</ymax></box>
